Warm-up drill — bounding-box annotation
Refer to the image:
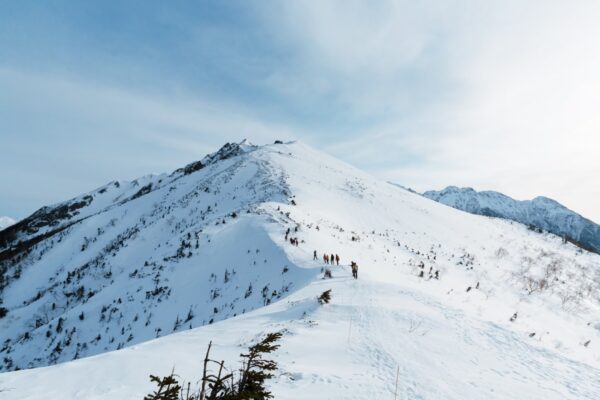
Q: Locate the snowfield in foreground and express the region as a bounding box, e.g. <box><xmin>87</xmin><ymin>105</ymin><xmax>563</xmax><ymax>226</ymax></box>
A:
<box><xmin>1</xmin><ymin>141</ymin><xmax>599</xmax><ymax>399</ymax></box>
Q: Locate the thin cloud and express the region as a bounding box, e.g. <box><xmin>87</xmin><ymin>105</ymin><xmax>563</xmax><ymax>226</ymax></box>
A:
<box><xmin>0</xmin><ymin>67</ymin><xmax>300</xmax><ymax>218</ymax></box>
<box><xmin>1</xmin><ymin>1</ymin><xmax>599</xmax><ymax>222</ymax></box>
<box><xmin>260</xmin><ymin>1</ymin><xmax>600</xmax><ymax>221</ymax></box>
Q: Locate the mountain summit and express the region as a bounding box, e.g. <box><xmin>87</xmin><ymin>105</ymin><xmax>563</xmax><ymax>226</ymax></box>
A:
<box><xmin>1</xmin><ymin>142</ymin><xmax>600</xmax><ymax>399</ymax></box>
<box><xmin>423</xmin><ymin>186</ymin><xmax>600</xmax><ymax>254</ymax></box>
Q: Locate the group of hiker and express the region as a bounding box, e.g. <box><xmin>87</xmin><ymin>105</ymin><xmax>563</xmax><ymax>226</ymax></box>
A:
<box><xmin>312</xmin><ymin>250</ymin><xmax>359</xmax><ymax>279</ymax></box>
<box><xmin>318</xmin><ymin>252</ymin><xmax>340</xmax><ymax>265</ymax></box>
<box><xmin>283</xmin><ymin>226</ymin><xmax>440</xmax><ymax>283</ymax></box>
<box><xmin>417</xmin><ymin>261</ymin><xmax>439</xmax><ymax>280</ymax></box>
<box><xmin>285</xmin><ymin>227</ymin><xmax>301</xmax><ymax>246</ymax></box>
<box><xmin>286</xmin><ymin>226</ymin><xmax>359</xmax><ymax>279</ymax></box>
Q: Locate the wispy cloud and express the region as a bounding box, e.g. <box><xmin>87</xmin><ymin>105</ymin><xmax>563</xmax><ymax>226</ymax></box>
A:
<box><xmin>259</xmin><ymin>1</ymin><xmax>600</xmax><ymax>221</ymax></box>
<box><xmin>1</xmin><ymin>1</ymin><xmax>599</xmax><ymax>222</ymax></box>
<box><xmin>0</xmin><ymin>67</ymin><xmax>299</xmax><ymax>217</ymax></box>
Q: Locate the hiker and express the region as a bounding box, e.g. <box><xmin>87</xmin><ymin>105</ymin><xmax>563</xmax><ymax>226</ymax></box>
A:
<box><xmin>335</xmin><ymin>254</ymin><xmax>340</xmax><ymax>265</ymax></box>
<box><xmin>313</xmin><ymin>250</ymin><xmax>318</xmax><ymax>260</ymax></box>
<box><xmin>325</xmin><ymin>254</ymin><xmax>330</xmax><ymax>264</ymax></box>
<box><xmin>330</xmin><ymin>254</ymin><xmax>335</xmax><ymax>264</ymax></box>
<box><xmin>351</xmin><ymin>262</ymin><xmax>358</xmax><ymax>279</ymax></box>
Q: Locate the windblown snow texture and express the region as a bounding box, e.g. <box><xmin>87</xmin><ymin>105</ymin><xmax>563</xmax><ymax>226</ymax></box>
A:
<box><xmin>423</xmin><ymin>186</ymin><xmax>600</xmax><ymax>254</ymax></box>
<box><xmin>1</xmin><ymin>142</ymin><xmax>600</xmax><ymax>399</ymax></box>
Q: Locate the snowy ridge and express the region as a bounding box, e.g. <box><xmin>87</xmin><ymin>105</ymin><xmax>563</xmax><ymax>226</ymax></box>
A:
<box><xmin>0</xmin><ymin>140</ymin><xmax>301</xmax><ymax>370</ymax></box>
<box><xmin>0</xmin><ymin>217</ymin><xmax>16</xmax><ymax>231</ymax></box>
<box><xmin>0</xmin><ymin>141</ymin><xmax>257</xmax><ymax>253</ymax></box>
<box><xmin>1</xmin><ymin>142</ymin><xmax>600</xmax><ymax>399</ymax></box>
<box><xmin>423</xmin><ymin>186</ymin><xmax>600</xmax><ymax>254</ymax></box>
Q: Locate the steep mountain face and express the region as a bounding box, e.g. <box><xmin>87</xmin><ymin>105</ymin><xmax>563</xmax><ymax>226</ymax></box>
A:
<box><xmin>0</xmin><ymin>140</ymin><xmax>258</xmax><ymax>253</ymax></box>
<box><xmin>0</xmin><ymin>217</ymin><xmax>16</xmax><ymax>231</ymax></box>
<box><xmin>0</xmin><ymin>140</ymin><xmax>314</xmax><ymax>371</ymax></box>
<box><xmin>1</xmin><ymin>142</ymin><xmax>600</xmax><ymax>399</ymax></box>
<box><xmin>423</xmin><ymin>186</ymin><xmax>600</xmax><ymax>254</ymax></box>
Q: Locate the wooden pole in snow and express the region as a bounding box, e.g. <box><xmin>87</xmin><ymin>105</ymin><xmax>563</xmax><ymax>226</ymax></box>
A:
<box><xmin>347</xmin><ymin>316</ymin><xmax>352</xmax><ymax>344</ymax></box>
<box><xmin>200</xmin><ymin>341</ymin><xmax>212</xmax><ymax>400</ymax></box>
<box><xmin>394</xmin><ymin>365</ymin><xmax>400</xmax><ymax>400</ymax></box>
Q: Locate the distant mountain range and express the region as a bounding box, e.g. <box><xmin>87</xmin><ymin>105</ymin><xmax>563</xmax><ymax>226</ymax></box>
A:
<box><xmin>423</xmin><ymin>186</ymin><xmax>600</xmax><ymax>254</ymax></box>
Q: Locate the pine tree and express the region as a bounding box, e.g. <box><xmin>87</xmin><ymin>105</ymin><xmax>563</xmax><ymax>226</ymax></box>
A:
<box><xmin>145</xmin><ymin>333</ymin><xmax>282</xmax><ymax>400</ymax></box>
<box><xmin>235</xmin><ymin>332</ymin><xmax>282</xmax><ymax>399</ymax></box>
<box><xmin>318</xmin><ymin>289</ymin><xmax>332</xmax><ymax>304</ymax></box>
<box><xmin>144</xmin><ymin>372</ymin><xmax>181</xmax><ymax>400</ymax></box>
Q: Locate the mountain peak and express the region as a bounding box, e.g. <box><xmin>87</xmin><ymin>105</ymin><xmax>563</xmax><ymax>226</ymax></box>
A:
<box><xmin>175</xmin><ymin>140</ymin><xmax>258</xmax><ymax>177</ymax></box>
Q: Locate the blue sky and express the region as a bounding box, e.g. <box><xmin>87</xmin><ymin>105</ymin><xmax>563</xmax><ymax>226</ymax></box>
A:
<box><xmin>1</xmin><ymin>1</ymin><xmax>599</xmax><ymax>222</ymax></box>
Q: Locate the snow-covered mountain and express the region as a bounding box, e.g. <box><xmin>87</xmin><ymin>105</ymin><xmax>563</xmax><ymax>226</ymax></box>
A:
<box><xmin>0</xmin><ymin>140</ymin><xmax>309</xmax><ymax>371</ymax></box>
<box><xmin>0</xmin><ymin>217</ymin><xmax>16</xmax><ymax>231</ymax></box>
<box><xmin>1</xmin><ymin>141</ymin><xmax>600</xmax><ymax>399</ymax></box>
<box><xmin>423</xmin><ymin>186</ymin><xmax>600</xmax><ymax>254</ymax></box>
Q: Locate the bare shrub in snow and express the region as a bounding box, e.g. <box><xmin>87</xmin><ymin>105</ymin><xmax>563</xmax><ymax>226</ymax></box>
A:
<box><xmin>407</xmin><ymin>319</ymin><xmax>422</xmax><ymax>333</ymax></box>
<box><xmin>145</xmin><ymin>332</ymin><xmax>282</xmax><ymax>400</ymax></box>
<box><xmin>495</xmin><ymin>247</ymin><xmax>509</xmax><ymax>259</ymax></box>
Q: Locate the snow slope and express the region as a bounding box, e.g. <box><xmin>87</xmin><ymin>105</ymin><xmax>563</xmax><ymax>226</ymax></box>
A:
<box><xmin>0</xmin><ymin>217</ymin><xmax>15</xmax><ymax>231</ymax></box>
<box><xmin>0</xmin><ymin>140</ymin><xmax>312</xmax><ymax>370</ymax></box>
<box><xmin>423</xmin><ymin>186</ymin><xmax>600</xmax><ymax>254</ymax></box>
<box><xmin>1</xmin><ymin>141</ymin><xmax>600</xmax><ymax>399</ymax></box>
